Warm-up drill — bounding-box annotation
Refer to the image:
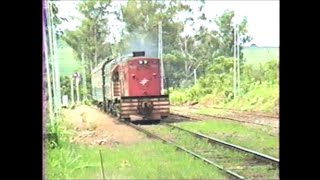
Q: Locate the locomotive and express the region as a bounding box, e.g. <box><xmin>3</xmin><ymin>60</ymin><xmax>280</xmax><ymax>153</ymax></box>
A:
<box><xmin>91</xmin><ymin>51</ymin><xmax>170</xmax><ymax>121</ymax></box>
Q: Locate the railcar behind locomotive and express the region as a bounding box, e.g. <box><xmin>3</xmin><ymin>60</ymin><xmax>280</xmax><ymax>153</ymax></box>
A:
<box><xmin>91</xmin><ymin>51</ymin><xmax>170</xmax><ymax>121</ymax></box>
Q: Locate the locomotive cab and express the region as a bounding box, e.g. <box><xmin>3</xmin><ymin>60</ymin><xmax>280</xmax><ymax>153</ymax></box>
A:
<box><xmin>118</xmin><ymin>52</ymin><xmax>170</xmax><ymax>121</ymax></box>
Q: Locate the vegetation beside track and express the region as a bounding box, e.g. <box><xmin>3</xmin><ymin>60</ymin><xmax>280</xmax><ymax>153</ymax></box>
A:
<box><xmin>46</xmin><ymin>114</ymin><xmax>227</xmax><ymax>179</ymax></box>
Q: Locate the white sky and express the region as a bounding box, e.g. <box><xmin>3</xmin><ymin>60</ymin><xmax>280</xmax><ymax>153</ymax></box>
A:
<box><xmin>55</xmin><ymin>0</ymin><xmax>279</xmax><ymax>47</ymax></box>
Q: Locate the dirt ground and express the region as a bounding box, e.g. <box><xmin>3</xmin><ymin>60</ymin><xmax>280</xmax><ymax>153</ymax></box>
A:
<box><xmin>60</xmin><ymin>104</ymin><xmax>279</xmax><ymax>147</ymax></box>
<box><xmin>61</xmin><ymin>105</ymin><xmax>147</xmax><ymax>147</ymax></box>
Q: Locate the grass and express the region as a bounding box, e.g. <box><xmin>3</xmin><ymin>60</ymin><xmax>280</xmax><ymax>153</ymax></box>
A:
<box><xmin>46</xmin><ymin>139</ymin><xmax>228</xmax><ymax>179</ymax></box>
<box><xmin>174</xmin><ymin>120</ymin><xmax>279</xmax><ymax>158</ymax></box>
<box><xmin>46</xmin><ymin>140</ymin><xmax>102</xmax><ymax>179</ymax></box>
<box><xmin>46</xmin><ymin>116</ymin><xmax>228</xmax><ymax>179</ymax></box>
<box><xmin>224</xmin><ymin>83</ymin><xmax>279</xmax><ymax>112</ymax></box>
<box><xmin>99</xmin><ymin>141</ymin><xmax>227</xmax><ymax>179</ymax></box>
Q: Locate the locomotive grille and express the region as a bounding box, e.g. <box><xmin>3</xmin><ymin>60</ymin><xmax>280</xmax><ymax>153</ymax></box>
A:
<box><xmin>120</xmin><ymin>96</ymin><xmax>170</xmax><ymax>120</ymax></box>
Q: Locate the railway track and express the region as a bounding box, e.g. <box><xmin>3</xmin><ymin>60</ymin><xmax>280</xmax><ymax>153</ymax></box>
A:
<box><xmin>184</xmin><ymin>106</ymin><xmax>279</xmax><ymax>119</ymax></box>
<box><xmin>119</xmin><ymin>119</ymin><xmax>279</xmax><ymax>179</ymax></box>
<box><xmin>169</xmin><ymin>112</ymin><xmax>278</xmax><ymax>129</ymax></box>
<box><xmin>165</xmin><ymin>123</ymin><xmax>279</xmax><ymax>167</ymax></box>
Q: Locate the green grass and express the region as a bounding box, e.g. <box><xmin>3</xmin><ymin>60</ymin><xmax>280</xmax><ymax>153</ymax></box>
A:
<box><xmin>224</xmin><ymin>82</ymin><xmax>279</xmax><ymax>112</ymax></box>
<box><xmin>174</xmin><ymin>120</ymin><xmax>279</xmax><ymax>158</ymax></box>
<box><xmin>46</xmin><ymin>141</ymin><xmax>102</xmax><ymax>179</ymax></box>
<box><xmin>243</xmin><ymin>47</ymin><xmax>279</xmax><ymax>64</ymax></box>
<box><xmin>100</xmin><ymin>141</ymin><xmax>227</xmax><ymax>179</ymax></box>
<box><xmin>46</xmin><ymin>139</ymin><xmax>228</xmax><ymax>179</ymax></box>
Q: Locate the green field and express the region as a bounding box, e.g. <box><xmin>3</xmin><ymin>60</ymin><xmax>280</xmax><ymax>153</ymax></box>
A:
<box><xmin>243</xmin><ymin>46</ymin><xmax>279</xmax><ymax>64</ymax></box>
<box><xmin>56</xmin><ymin>41</ymin><xmax>279</xmax><ymax>77</ymax></box>
<box><xmin>57</xmin><ymin>40</ymin><xmax>81</xmax><ymax>77</ymax></box>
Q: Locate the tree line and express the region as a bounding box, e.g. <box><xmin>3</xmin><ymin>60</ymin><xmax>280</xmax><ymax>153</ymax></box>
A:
<box><xmin>53</xmin><ymin>0</ymin><xmax>252</xmax><ymax>99</ymax></box>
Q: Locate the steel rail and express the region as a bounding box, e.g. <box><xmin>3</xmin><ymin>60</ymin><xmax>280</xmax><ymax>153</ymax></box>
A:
<box><xmin>170</xmin><ymin>112</ymin><xmax>278</xmax><ymax>129</ymax></box>
<box><xmin>165</xmin><ymin>123</ymin><xmax>279</xmax><ymax>167</ymax></box>
<box><xmin>119</xmin><ymin>119</ymin><xmax>245</xmax><ymax>180</ymax></box>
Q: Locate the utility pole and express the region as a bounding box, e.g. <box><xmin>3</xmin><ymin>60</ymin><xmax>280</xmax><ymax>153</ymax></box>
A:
<box><xmin>48</xmin><ymin>1</ymin><xmax>62</xmax><ymax>112</ymax></box>
<box><xmin>47</xmin><ymin>2</ymin><xmax>56</xmax><ymax>114</ymax></box>
<box><xmin>233</xmin><ymin>24</ymin><xmax>237</xmax><ymax>98</ymax></box>
<box><xmin>233</xmin><ymin>23</ymin><xmax>241</xmax><ymax>98</ymax></box>
<box><xmin>43</xmin><ymin>1</ymin><xmax>53</xmax><ymax>122</ymax></box>
<box><xmin>236</xmin><ymin>25</ymin><xmax>240</xmax><ymax>96</ymax></box>
<box><xmin>70</xmin><ymin>76</ymin><xmax>74</xmax><ymax>106</ymax></box>
<box><xmin>194</xmin><ymin>69</ymin><xmax>197</xmax><ymax>85</ymax></box>
<box><xmin>76</xmin><ymin>78</ymin><xmax>80</xmax><ymax>105</ymax></box>
<box><xmin>74</xmin><ymin>72</ymin><xmax>80</xmax><ymax>105</ymax></box>
<box><xmin>81</xmin><ymin>51</ymin><xmax>87</xmax><ymax>102</ymax></box>
<box><xmin>158</xmin><ymin>21</ymin><xmax>164</xmax><ymax>94</ymax></box>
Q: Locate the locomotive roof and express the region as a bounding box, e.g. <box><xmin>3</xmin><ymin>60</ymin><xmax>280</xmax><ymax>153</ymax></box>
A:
<box><xmin>91</xmin><ymin>55</ymin><xmax>159</xmax><ymax>74</ymax></box>
<box><xmin>91</xmin><ymin>54</ymin><xmax>130</xmax><ymax>74</ymax></box>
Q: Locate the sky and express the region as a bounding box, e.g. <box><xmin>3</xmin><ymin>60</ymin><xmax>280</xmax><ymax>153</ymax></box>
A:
<box><xmin>56</xmin><ymin>0</ymin><xmax>279</xmax><ymax>47</ymax></box>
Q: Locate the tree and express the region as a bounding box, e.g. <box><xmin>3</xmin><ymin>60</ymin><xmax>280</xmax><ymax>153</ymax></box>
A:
<box><xmin>115</xmin><ymin>0</ymin><xmax>192</xmax><ymax>88</ymax></box>
<box><xmin>62</xmin><ymin>0</ymin><xmax>116</xmax><ymax>101</ymax></box>
<box><xmin>176</xmin><ymin>26</ymin><xmax>220</xmax><ymax>84</ymax></box>
<box><xmin>170</xmin><ymin>9</ymin><xmax>252</xmax><ymax>87</ymax></box>
<box><xmin>63</xmin><ymin>0</ymin><xmax>114</xmax><ymax>71</ymax></box>
<box><xmin>117</xmin><ymin>0</ymin><xmax>190</xmax><ymax>56</ymax></box>
<box><xmin>214</xmin><ymin>10</ymin><xmax>252</xmax><ymax>63</ymax></box>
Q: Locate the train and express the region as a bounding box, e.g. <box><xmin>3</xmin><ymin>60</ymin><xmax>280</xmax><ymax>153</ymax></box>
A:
<box><xmin>91</xmin><ymin>51</ymin><xmax>170</xmax><ymax>121</ymax></box>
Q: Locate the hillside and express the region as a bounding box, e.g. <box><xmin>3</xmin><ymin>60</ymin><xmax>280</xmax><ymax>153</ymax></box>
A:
<box><xmin>56</xmin><ymin>42</ymin><xmax>279</xmax><ymax>77</ymax></box>
<box><xmin>243</xmin><ymin>46</ymin><xmax>279</xmax><ymax>64</ymax></box>
<box><xmin>57</xmin><ymin>40</ymin><xmax>81</xmax><ymax>77</ymax></box>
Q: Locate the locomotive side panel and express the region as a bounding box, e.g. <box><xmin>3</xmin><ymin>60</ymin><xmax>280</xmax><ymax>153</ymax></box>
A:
<box><xmin>103</xmin><ymin>61</ymin><xmax>117</xmax><ymax>100</ymax></box>
<box><xmin>119</xmin><ymin>64</ymin><xmax>129</xmax><ymax>96</ymax></box>
<box><xmin>111</xmin><ymin>65</ymin><xmax>120</xmax><ymax>97</ymax></box>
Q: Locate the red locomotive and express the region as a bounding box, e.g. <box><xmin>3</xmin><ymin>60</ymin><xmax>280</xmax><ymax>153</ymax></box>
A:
<box><xmin>91</xmin><ymin>51</ymin><xmax>170</xmax><ymax>121</ymax></box>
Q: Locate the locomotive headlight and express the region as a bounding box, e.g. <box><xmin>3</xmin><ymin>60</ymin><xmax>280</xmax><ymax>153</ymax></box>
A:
<box><xmin>144</xmin><ymin>60</ymin><xmax>148</xmax><ymax>64</ymax></box>
<box><xmin>139</xmin><ymin>60</ymin><xmax>143</xmax><ymax>64</ymax></box>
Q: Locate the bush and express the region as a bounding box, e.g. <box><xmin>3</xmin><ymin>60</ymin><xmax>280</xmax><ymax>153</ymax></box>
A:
<box><xmin>169</xmin><ymin>58</ymin><xmax>279</xmax><ymax>112</ymax></box>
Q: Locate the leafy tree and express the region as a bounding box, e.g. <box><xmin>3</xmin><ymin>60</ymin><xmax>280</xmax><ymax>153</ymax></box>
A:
<box><xmin>170</xmin><ymin>9</ymin><xmax>252</xmax><ymax>87</ymax></box>
<box><xmin>63</xmin><ymin>0</ymin><xmax>114</xmax><ymax>71</ymax></box>
<box><xmin>214</xmin><ymin>10</ymin><xmax>252</xmax><ymax>63</ymax></box>
<box><xmin>118</xmin><ymin>0</ymin><xmax>190</xmax><ymax>56</ymax></box>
